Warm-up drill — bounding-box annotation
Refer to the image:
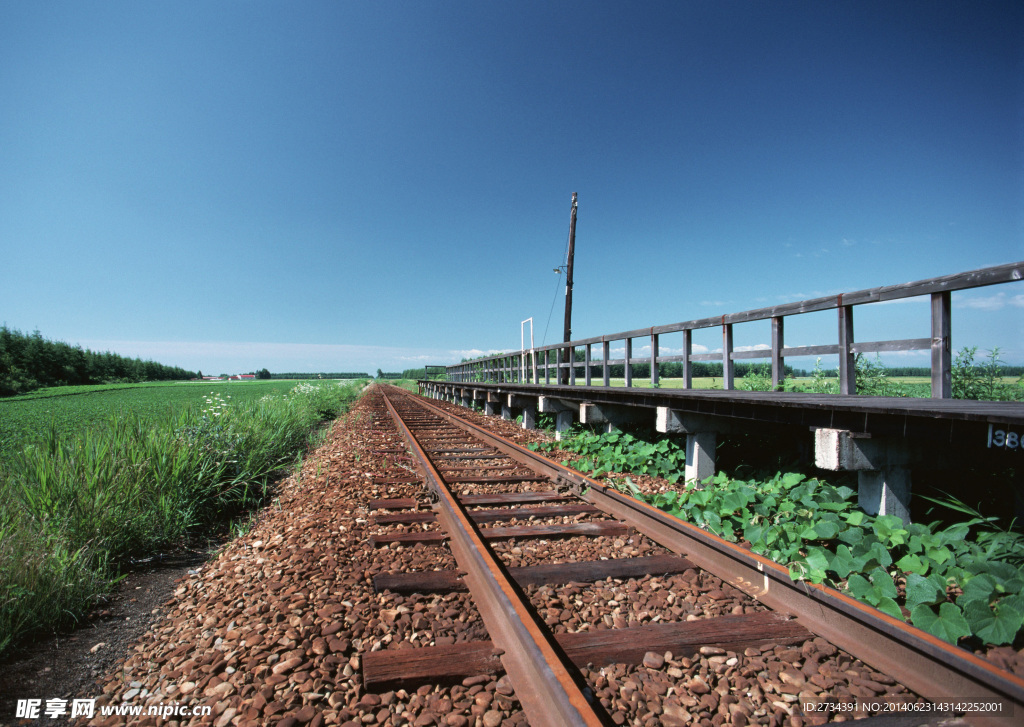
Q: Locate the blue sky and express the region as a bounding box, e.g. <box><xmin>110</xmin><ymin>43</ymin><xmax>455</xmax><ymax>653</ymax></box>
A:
<box><xmin>1</xmin><ymin>1</ymin><xmax>1022</xmax><ymax>375</ymax></box>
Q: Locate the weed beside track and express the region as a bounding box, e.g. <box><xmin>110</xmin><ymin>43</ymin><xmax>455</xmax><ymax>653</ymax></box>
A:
<box><xmin>0</xmin><ymin>380</ymin><xmax>363</xmax><ymax>657</ymax></box>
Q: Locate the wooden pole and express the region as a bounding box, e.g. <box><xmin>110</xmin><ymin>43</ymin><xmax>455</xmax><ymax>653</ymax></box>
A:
<box><xmin>561</xmin><ymin>193</ymin><xmax>577</xmax><ymax>384</ymax></box>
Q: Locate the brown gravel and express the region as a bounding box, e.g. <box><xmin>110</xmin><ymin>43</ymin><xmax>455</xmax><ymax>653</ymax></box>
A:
<box><xmin>6</xmin><ymin>386</ymin><xmax>1009</xmax><ymax>727</ymax></box>
<box><xmin>63</xmin><ymin>390</ymin><xmax>530</xmax><ymax>727</ymax></box>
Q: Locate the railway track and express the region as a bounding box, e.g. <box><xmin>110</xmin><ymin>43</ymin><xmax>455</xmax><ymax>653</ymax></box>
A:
<box><xmin>361</xmin><ymin>384</ymin><xmax>1024</xmax><ymax>727</ymax></box>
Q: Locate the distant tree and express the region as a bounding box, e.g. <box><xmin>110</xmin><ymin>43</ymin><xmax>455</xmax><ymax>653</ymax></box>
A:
<box><xmin>257</xmin><ymin>368</ymin><xmax>271</xmax><ymax>380</ymax></box>
<box><xmin>376</xmin><ymin>368</ymin><xmax>383</xmax><ymax>379</ymax></box>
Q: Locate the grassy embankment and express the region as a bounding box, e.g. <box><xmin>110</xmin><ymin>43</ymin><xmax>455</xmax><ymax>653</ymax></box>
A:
<box><xmin>0</xmin><ymin>379</ymin><xmax>365</xmax><ymax>655</ymax></box>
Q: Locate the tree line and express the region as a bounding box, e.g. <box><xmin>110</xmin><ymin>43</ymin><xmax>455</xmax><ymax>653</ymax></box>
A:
<box><xmin>0</xmin><ymin>326</ymin><xmax>197</xmax><ymax>397</ymax></box>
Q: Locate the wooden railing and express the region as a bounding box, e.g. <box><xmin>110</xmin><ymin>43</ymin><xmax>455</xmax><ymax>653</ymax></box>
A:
<box><xmin>446</xmin><ymin>262</ymin><xmax>1023</xmax><ymax>398</ymax></box>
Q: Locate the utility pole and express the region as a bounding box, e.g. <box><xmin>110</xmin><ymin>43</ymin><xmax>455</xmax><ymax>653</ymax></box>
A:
<box><xmin>561</xmin><ymin>192</ymin><xmax>577</xmax><ymax>385</ymax></box>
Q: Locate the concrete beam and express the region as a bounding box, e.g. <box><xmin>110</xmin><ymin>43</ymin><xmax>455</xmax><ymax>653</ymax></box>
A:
<box><xmin>538</xmin><ymin>397</ymin><xmax>579</xmax><ymax>414</ymax></box>
<box><xmin>813</xmin><ymin>429</ymin><xmax>911</xmax><ymax>471</ymax></box>
<box><xmin>814</xmin><ymin>429</ymin><xmax>913</xmax><ymax>523</ymax></box>
<box><xmin>656</xmin><ymin>408</ymin><xmax>741</xmax><ymax>435</ymax></box>
<box><xmin>580</xmin><ymin>403</ymin><xmax>652</xmax><ymax>433</ymax></box>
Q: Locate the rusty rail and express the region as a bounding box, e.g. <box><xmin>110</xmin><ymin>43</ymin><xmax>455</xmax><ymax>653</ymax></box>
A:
<box><xmin>379</xmin><ymin>388</ymin><xmax>605</xmax><ymax>727</ymax></box>
<box><xmin>397</xmin><ymin>387</ymin><xmax>1024</xmax><ymax>727</ymax></box>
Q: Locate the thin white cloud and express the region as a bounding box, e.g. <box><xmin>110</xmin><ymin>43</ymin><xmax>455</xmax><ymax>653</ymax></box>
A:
<box><xmin>74</xmin><ymin>339</ymin><xmax>465</xmax><ymax>374</ymax></box>
<box><xmin>653</xmin><ymin>344</ymin><xmax>710</xmax><ymax>355</ymax></box>
<box><xmin>450</xmin><ymin>348</ymin><xmax>508</xmax><ymax>359</ymax></box>
<box><xmin>958</xmin><ymin>292</ymin><xmax>1024</xmax><ymax>311</ymax></box>
<box><xmin>875</xmin><ymin>296</ymin><xmax>928</xmax><ymax>306</ymax></box>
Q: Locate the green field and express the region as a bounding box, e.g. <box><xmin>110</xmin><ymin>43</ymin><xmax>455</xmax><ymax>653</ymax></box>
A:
<box><xmin>0</xmin><ymin>380</ymin><xmax>357</xmax><ymax>467</ymax></box>
<box><xmin>0</xmin><ymin>378</ymin><xmax>366</xmax><ymax>655</ymax></box>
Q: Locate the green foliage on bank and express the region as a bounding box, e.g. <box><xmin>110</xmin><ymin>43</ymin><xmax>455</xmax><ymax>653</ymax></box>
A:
<box><xmin>635</xmin><ymin>472</ymin><xmax>1024</xmax><ymax>647</ymax></box>
<box><xmin>528</xmin><ymin>430</ymin><xmax>686</xmax><ymax>483</ymax></box>
<box><xmin>0</xmin><ymin>380</ymin><xmax>361</xmax><ymax>656</ymax></box>
<box><xmin>535</xmin><ymin>427</ymin><xmax>1024</xmax><ymax>648</ymax></box>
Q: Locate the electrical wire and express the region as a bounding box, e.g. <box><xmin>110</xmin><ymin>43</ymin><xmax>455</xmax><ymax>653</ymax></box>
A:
<box><xmin>541</xmin><ymin>224</ymin><xmax>573</xmax><ymax>346</ymax></box>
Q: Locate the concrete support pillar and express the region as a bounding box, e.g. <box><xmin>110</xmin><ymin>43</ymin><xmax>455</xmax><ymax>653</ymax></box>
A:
<box><xmin>657</xmin><ymin>407</ymin><xmax>728</xmax><ymax>488</ymax></box>
<box><xmin>508</xmin><ymin>395</ymin><xmax>538</xmax><ymax>430</ymax></box>
<box><xmin>484</xmin><ymin>400</ymin><xmax>499</xmax><ymax>416</ymax></box>
<box><xmin>555</xmin><ymin>411</ymin><xmax>574</xmax><ymax>439</ymax></box>
<box><xmin>538</xmin><ymin>396</ymin><xmax>580</xmax><ymax>442</ymax></box>
<box><xmin>461</xmin><ymin>394</ymin><xmax>472</xmax><ymax>409</ymax></box>
<box><xmin>814</xmin><ymin>428</ymin><xmax>913</xmax><ymax>523</ymax></box>
<box><xmin>501</xmin><ymin>403</ymin><xmax>512</xmax><ymax>420</ymax></box>
<box><xmin>858</xmin><ymin>468</ymin><xmax>911</xmax><ymax>523</ymax></box>
<box><xmin>685</xmin><ymin>432</ymin><xmax>717</xmax><ymax>487</ymax></box>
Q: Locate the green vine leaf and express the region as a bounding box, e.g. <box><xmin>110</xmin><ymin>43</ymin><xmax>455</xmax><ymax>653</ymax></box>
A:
<box><xmin>962</xmin><ymin>600</ymin><xmax>1024</xmax><ymax>646</ymax></box>
<box><xmin>904</xmin><ymin>573</ymin><xmax>946</xmax><ymax>612</ymax></box>
<box><xmin>911</xmin><ymin>602</ymin><xmax>971</xmax><ymax>644</ymax></box>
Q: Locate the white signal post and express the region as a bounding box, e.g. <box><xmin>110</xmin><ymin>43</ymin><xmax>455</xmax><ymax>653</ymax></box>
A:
<box><xmin>521</xmin><ymin>317</ymin><xmax>534</xmax><ymax>382</ymax></box>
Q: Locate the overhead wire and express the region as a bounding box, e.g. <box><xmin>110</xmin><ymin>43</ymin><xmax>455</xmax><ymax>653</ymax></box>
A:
<box><xmin>541</xmin><ymin>224</ymin><xmax>573</xmax><ymax>346</ymax></box>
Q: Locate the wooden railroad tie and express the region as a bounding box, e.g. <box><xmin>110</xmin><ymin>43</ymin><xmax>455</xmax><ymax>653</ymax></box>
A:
<box><xmin>372</xmin><ymin>476</ymin><xmax>421</xmax><ymax>485</ymax></box>
<box><xmin>367</xmin><ymin>497</ymin><xmax>419</xmax><ymax>511</ymax></box>
<box><xmin>369</xmin><ymin>521</ymin><xmax>628</xmax><ymax>547</ymax></box>
<box><xmin>362</xmin><ymin>612</ymin><xmax>810</xmax><ymax>691</ymax></box>
<box><xmin>372</xmin><ymin>554</ymin><xmax>696</xmax><ymax>594</ymax></box>
<box><xmin>372</xmin><ymin>503</ymin><xmax>601</xmax><ymax>526</ymax></box>
<box><xmin>459</xmin><ymin>491</ymin><xmax>574</xmax><ymax>506</ymax></box>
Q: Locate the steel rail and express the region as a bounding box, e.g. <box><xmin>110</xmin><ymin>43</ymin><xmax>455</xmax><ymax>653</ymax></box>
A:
<box><xmin>379</xmin><ymin>389</ymin><xmax>606</xmax><ymax>727</ymax></box>
<box><xmin>389</xmin><ymin>386</ymin><xmax>1024</xmax><ymax>727</ymax></box>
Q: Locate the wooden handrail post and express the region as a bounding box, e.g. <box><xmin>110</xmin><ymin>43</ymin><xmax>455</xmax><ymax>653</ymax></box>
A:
<box><xmin>931</xmin><ymin>292</ymin><xmax>952</xmax><ymax>398</ymax></box>
<box><xmin>602</xmin><ymin>340</ymin><xmax>610</xmax><ymax>387</ymax></box>
<box><xmin>722</xmin><ymin>323</ymin><xmax>734</xmax><ymax>390</ymax></box>
<box><xmin>569</xmin><ymin>346</ymin><xmax>576</xmax><ymax>385</ymax></box>
<box><xmin>585</xmin><ymin>344</ymin><xmax>592</xmax><ymax>386</ymax></box>
<box><xmin>624</xmin><ymin>338</ymin><xmax>633</xmax><ymax>388</ymax></box>
<box><xmin>771</xmin><ymin>316</ymin><xmax>784</xmax><ymax>390</ymax></box>
<box><xmin>682</xmin><ymin>329</ymin><xmax>692</xmax><ymax>389</ymax></box>
<box><xmin>839</xmin><ymin>302</ymin><xmax>856</xmax><ymax>395</ymax></box>
<box><xmin>651</xmin><ymin>332</ymin><xmax>660</xmax><ymax>387</ymax></box>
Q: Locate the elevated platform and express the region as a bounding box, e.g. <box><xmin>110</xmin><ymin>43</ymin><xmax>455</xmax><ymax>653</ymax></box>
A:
<box><xmin>418</xmin><ymin>380</ymin><xmax>1024</xmax><ymax>522</ymax></box>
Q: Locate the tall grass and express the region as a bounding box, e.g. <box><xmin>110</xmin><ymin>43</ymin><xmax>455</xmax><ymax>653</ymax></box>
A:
<box><xmin>0</xmin><ymin>381</ymin><xmax>361</xmax><ymax>654</ymax></box>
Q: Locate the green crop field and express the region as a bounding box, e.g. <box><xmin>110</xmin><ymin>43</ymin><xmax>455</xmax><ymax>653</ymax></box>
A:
<box><xmin>0</xmin><ymin>377</ymin><xmax>366</xmax><ymax>655</ymax></box>
<box><xmin>0</xmin><ymin>380</ymin><xmax>354</xmax><ymax>468</ymax></box>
